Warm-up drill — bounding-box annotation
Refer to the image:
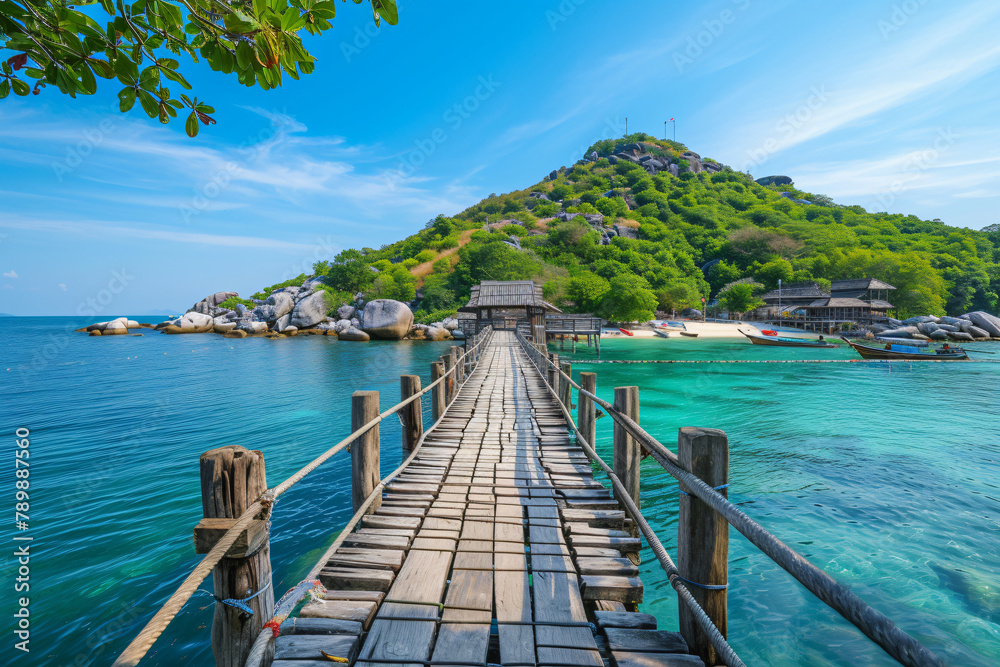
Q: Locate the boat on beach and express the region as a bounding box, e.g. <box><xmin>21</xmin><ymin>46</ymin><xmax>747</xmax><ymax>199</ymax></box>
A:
<box><xmin>618</xmin><ymin>328</ymin><xmax>634</xmax><ymax>336</ymax></box>
<box><xmin>740</xmin><ymin>329</ymin><xmax>838</xmax><ymax>348</ymax></box>
<box><xmin>679</xmin><ymin>331</ymin><xmax>699</xmax><ymax>338</ymax></box>
<box><xmin>652</xmin><ymin>328</ymin><xmax>671</xmax><ymax>338</ymax></box>
<box><xmin>842</xmin><ymin>337</ymin><xmax>969</xmax><ymax>360</ymax></box>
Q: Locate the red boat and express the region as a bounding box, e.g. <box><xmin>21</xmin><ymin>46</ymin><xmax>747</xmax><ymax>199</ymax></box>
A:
<box><xmin>618</xmin><ymin>328</ymin><xmax>634</xmax><ymax>336</ymax></box>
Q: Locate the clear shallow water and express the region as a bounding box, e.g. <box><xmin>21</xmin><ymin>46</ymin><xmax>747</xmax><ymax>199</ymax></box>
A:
<box><xmin>1</xmin><ymin>321</ymin><xmax>997</xmax><ymax>666</ymax></box>
<box><xmin>1</xmin><ymin>317</ymin><xmax>455</xmax><ymax>666</ymax></box>
<box><xmin>557</xmin><ymin>336</ymin><xmax>1000</xmax><ymax>666</ymax></box>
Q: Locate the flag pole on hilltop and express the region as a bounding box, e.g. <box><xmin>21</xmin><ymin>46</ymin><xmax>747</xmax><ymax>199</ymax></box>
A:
<box><xmin>670</xmin><ymin>117</ymin><xmax>676</xmax><ymax>142</ymax></box>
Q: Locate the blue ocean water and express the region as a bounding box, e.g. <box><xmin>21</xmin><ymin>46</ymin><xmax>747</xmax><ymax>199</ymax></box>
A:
<box><xmin>1</xmin><ymin>319</ymin><xmax>997</xmax><ymax>665</ymax></box>
<box><xmin>561</xmin><ymin>336</ymin><xmax>1000</xmax><ymax>666</ymax></box>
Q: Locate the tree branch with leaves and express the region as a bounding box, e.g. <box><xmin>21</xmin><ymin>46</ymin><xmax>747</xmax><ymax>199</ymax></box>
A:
<box><xmin>0</xmin><ymin>0</ymin><xmax>397</xmax><ymax>135</ymax></box>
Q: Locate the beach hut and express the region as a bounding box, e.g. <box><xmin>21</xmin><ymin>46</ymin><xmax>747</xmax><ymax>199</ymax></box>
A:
<box><xmin>459</xmin><ymin>280</ymin><xmax>561</xmax><ymax>341</ymax></box>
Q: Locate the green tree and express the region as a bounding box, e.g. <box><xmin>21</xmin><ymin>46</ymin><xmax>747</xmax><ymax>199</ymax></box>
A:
<box><xmin>717</xmin><ymin>283</ymin><xmax>763</xmax><ymax>320</ymax></box>
<box><xmin>599</xmin><ymin>274</ymin><xmax>658</xmax><ymax>323</ymax></box>
<box><xmin>0</xmin><ymin>0</ymin><xmax>397</xmax><ymax>135</ymax></box>
<box><xmin>656</xmin><ymin>280</ymin><xmax>701</xmax><ymax>313</ymax></box>
<box><xmin>754</xmin><ymin>258</ymin><xmax>794</xmax><ymax>291</ymax></box>
<box><xmin>566</xmin><ymin>273</ymin><xmax>610</xmax><ymax>313</ymax></box>
<box><xmin>324</xmin><ymin>249</ymin><xmax>375</xmax><ymax>294</ymax></box>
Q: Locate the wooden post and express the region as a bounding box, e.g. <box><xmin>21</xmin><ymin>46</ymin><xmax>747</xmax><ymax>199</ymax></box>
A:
<box><xmin>443</xmin><ymin>352</ymin><xmax>455</xmax><ymax>404</ymax></box>
<box><xmin>548</xmin><ymin>352</ymin><xmax>560</xmax><ymax>394</ymax></box>
<box><xmin>351</xmin><ymin>390</ymin><xmax>381</xmax><ymax>515</ymax></box>
<box><xmin>198</xmin><ymin>446</ymin><xmax>274</xmax><ymax>667</ymax></box>
<box><xmin>451</xmin><ymin>345</ymin><xmax>464</xmax><ymax>384</ymax></box>
<box><xmin>612</xmin><ymin>386</ymin><xmax>640</xmax><ymax>511</ymax></box>
<box><xmin>400</xmin><ymin>375</ymin><xmax>423</xmax><ymax>454</ymax></box>
<box><xmin>431</xmin><ymin>361</ymin><xmax>445</xmax><ymax>422</ymax></box>
<box><xmin>578</xmin><ymin>372</ymin><xmax>596</xmax><ymax>451</ymax></box>
<box><xmin>677</xmin><ymin>427</ymin><xmax>729</xmax><ymax>665</ymax></box>
<box><xmin>559</xmin><ymin>361</ymin><xmax>572</xmax><ymax>409</ymax></box>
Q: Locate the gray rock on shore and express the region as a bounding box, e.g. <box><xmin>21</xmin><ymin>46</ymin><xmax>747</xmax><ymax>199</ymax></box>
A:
<box><xmin>964</xmin><ymin>311</ymin><xmax>1000</xmax><ymax>337</ymax></box>
<box><xmin>362</xmin><ymin>299</ymin><xmax>414</xmax><ymax>340</ymax></box>
<box><xmin>290</xmin><ymin>291</ymin><xmax>330</xmax><ymax>329</ymax></box>
<box><xmin>339</xmin><ymin>327</ymin><xmax>370</xmax><ymax>342</ymax></box>
<box><xmin>188</xmin><ymin>291</ymin><xmax>238</xmax><ymax>317</ymax></box>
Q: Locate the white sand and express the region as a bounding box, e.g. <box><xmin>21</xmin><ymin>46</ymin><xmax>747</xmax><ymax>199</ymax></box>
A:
<box><xmin>600</xmin><ymin>322</ymin><xmax>761</xmax><ymax>339</ymax></box>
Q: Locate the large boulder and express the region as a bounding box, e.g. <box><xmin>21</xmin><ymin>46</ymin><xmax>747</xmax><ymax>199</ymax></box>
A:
<box><xmin>274</xmin><ymin>313</ymin><xmax>292</xmax><ymax>332</ymax></box>
<box><xmin>103</xmin><ymin>319</ymin><xmax>128</xmax><ymax>335</ymax></box>
<box><xmin>289</xmin><ymin>291</ymin><xmax>330</xmax><ymax>329</ymax></box>
<box><xmin>213</xmin><ymin>317</ymin><xmax>237</xmax><ymax>333</ymax></box>
<box><xmin>160</xmin><ymin>311</ymin><xmax>215</xmax><ymax>333</ymax></box>
<box><xmin>938</xmin><ymin>316</ymin><xmax>964</xmax><ymax>326</ymax></box>
<box><xmin>337</xmin><ymin>304</ymin><xmax>356</xmax><ymax>320</ymax></box>
<box><xmin>362</xmin><ymin>299</ymin><xmax>414</xmax><ymax>340</ymax></box>
<box><xmin>441</xmin><ymin>317</ymin><xmax>460</xmax><ymax>331</ymax></box>
<box><xmin>928</xmin><ymin>330</ymin><xmax>950</xmax><ymax>340</ymax></box>
<box><xmin>917</xmin><ymin>322</ymin><xmax>940</xmax><ymax>335</ymax></box>
<box><xmin>426</xmin><ymin>326</ymin><xmax>451</xmax><ymax>341</ymax></box>
<box><xmin>903</xmin><ymin>315</ymin><xmax>939</xmax><ymax>325</ymax></box>
<box><xmin>879</xmin><ymin>326</ymin><xmax>920</xmax><ymax>338</ymax></box>
<box><xmin>680</xmin><ymin>308</ymin><xmax>702</xmax><ymax>319</ymax></box>
<box><xmin>755</xmin><ymin>175</ymin><xmax>793</xmax><ymax>187</ymax></box>
<box><xmin>237</xmin><ymin>321</ymin><xmax>268</xmax><ymax>334</ymax></box>
<box><xmin>968</xmin><ymin>325</ymin><xmax>991</xmax><ymax>339</ymax></box>
<box><xmin>964</xmin><ymin>311</ymin><xmax>1000</xmax><ymax>337</ymax></box>
<box><xmin>188</xmin><ymin>291</ymin><xmax>238</xmax><ymax>316</ymax></box>
<box><xmin>267</xmin><ymin>292</ymin><xmax>295</xmax><ymax>318</ymax></box>
<box><xmin>339</xmin><ymin>327</ymin><xmax>370</xmax><ymax>342</ymax></box>
<box><xmin>948</xmin><ymin>331</ymin><xmax>975</xmax><ymax>342</ymax></box>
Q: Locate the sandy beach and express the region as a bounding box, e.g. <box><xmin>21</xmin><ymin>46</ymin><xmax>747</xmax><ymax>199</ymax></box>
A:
<box><xmin>601</xmin><ymin>321</ymin><xmax>763</xmax><ymax>338</ymax></box>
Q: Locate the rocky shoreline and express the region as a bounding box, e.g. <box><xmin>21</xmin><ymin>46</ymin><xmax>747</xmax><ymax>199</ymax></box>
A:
<box><xmin>77</xmin><ymin>285</ymin><xmax>466</xmax><ymax>342</ymax></box>
<box><xmin>869</xmin><ymin>311</ymin><xmax>1000</xmax><ymax>342</ymax></box>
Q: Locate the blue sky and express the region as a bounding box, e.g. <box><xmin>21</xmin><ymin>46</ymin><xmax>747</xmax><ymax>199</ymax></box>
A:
<box><xmin>2</xmin><ymin>0</ymin><xmax>1000</xmax><ymax>315</ymax></box>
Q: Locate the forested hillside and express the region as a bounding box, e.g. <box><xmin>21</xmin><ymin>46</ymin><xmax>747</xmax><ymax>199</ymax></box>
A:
<box><xmin>271</xmin><ymin>133</ymin><xmax>1000</xmax><ymax>323</ymax></box>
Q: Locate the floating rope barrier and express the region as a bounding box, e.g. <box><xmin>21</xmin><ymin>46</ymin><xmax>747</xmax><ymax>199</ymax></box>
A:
<box><xmin>578</xmin><ymin>358</ymin><xmax>1000</xmax><ymax>364</ymax></box>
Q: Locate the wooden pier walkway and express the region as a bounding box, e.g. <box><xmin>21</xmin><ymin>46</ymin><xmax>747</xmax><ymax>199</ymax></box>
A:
<box><xmin>279</xmin><ymin>331</ymin><xmax>698</xmax><ymax>666</ymax></box>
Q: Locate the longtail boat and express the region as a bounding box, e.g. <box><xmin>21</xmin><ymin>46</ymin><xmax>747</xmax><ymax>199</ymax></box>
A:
<box><xmin>740</xmin><ymin>330</ymin><xmax>838</xmax><ymax>348</ymax></box>
<box><xmin>842</xmin><ymin>337</ymin><xmax>968</xmax><ymax>360</ymax></box>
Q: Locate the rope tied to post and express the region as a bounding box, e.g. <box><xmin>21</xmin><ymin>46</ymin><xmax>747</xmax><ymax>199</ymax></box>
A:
<box><xmin>197</xmin><ymin>574</ymin><xmax>272</xmax><ymax>617</ymax></box>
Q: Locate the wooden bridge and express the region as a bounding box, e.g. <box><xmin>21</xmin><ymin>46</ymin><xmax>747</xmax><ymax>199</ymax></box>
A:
<box><xmin>114</xmin><ymin>326</ymin><xmax>943</xmax><ymax>667</ymax></box>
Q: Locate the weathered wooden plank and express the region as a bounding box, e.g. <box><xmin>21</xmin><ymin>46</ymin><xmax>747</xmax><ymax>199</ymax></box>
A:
<box><xmin>603</xmin><ymin>628</ymin><xmax>689</xmax><ymax>654</ymax></box>
<box><xmin>272</xmin><ymin>634</ymin><xmax>359</xmax><ymax>662</ymax></box>
<box><xmin>321</xmin><ymin>590</ymin><xmax>384</xmax><ymax>603</ymax></box>
<box><xmin>299</xmin><ymin>601</ymin><xmax>376</xmax><ymax>629</ymax></box>
<box><xmin>580</xmin><ymin>575</ymin><xmax>643</xmax><ymax>603</ymax></box>
<box><xmin>340</xmin><ymin>533</ymin><xmax>410</xmax><ymax>550</ymax></box>
<box><xmin>495</xmin><ymin>571</ymin><xmax>534</xmax><ymax>665</ymax></box>
<box><xmin>532</xmin><ymin>570</ymin><xmax>601</xmax><ymax>666</ymax></box>
<box><xmin>279</xmin><ymin>618</ymin><xmax>362</xmax><ymax>636</ymax></box>
<box><xmin>609</xmin><ymin>652</ymin><xmax>705</xmax><ymax>667</ymax></box>
<box><xmin>594</xmin><ymin>611</ymin><xmax>658</xmax><ymax>630</ymax></box>
<box><xmin>318</xmin><ymin>568</ymin><xmax>394</xmax><ymax>593</ymax></box>
<box><xmin>326</xmin><ymin>549</ymin><xmax>404</xmax><ymax>572</ymax></box>
<box><xmin>575</xmin><ymin>557</ymin><xmax>639</xmax><ymax>577</ymax></box>
<box><xmin>360</xmin><ymin>515</ymin><xmax>421</xmax><ymax>530</ymax></box>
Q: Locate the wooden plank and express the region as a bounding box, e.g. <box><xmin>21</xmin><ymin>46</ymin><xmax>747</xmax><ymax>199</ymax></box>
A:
<box><xmin>594</xmin><ymin>611</ymin><xmax>657</xmax><ymax>630</ymax></box>
<box><xmin>575</xmin><ymin>557</ymin><xmax>639</xmax><ymax>577</ymax></box>
<box><xmin>340</xmin><ymin>533</ymin><xmax>410</xmax><ymax>550</ymax></box>
<box><xmin>360</xmin><ymin>515</ymin><xmax>421</xmax><ymax>530</ymax></box>
<box><xmin>318</xmin><ymin>568</ymin><xmax>394</xmax><ymax>593</ymax></box>
<box><xmin>321</xmin><ymin>590</ymin><xmax>383</xmax><ymax>604</ymax></box>
<box><xmin>431</xmin><ymin>569</ymin><xmax>492</xmax><ymax>665</ymax></box>
<box><xmin>609</xmin><ymin>652</ymin><xmax>705</xmax><ymax>667</ymax></box>
<box><xmin>297</xmin><ymin>602</ymin><xmax>375</xmax><ymax>629</ymax></box>
<box><xmin>326</xmin><ymin>549</ymin><xmax>404</xmax><ymax>572</ymax></box>
<box><xmin>495</xmin><ymin>570</ymin><xmax>534</xmax><ymax>665</ymax></box>
<box><xmin>580</xmin><ymin>575</ymin><xmax>643</xmax><ymax>603</ymax></box>
<box><xmin>272</xmin><ymin>634</ymin><xmax>358</xmax><ymax>662</ymax></box>
<box><xmin>603</xmin><ymin>628</ymin><xmax>689</xmax><ymax>654</ymax></box>
<box><xmin>532</xmin><ymin>570</ymin><xmax>602</xmax><ymax>666</ymax></box>
<box><xmin>279</xmin><ymin>618</ymin><xmax>363</xmax><ymax>636</ymax></box>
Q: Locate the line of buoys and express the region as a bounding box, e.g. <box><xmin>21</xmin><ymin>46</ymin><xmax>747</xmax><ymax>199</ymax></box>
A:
<box><xmin>577</xmin><ymin>358</ymin><xmax>1000</xmax><ymax>364</ymax></box>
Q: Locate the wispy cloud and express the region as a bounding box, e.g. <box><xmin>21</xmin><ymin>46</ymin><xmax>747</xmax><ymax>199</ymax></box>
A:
<box><xmin>2</xmin><ymin>270</ymin><xmax>17</xmax><ymax>278</ymax></box>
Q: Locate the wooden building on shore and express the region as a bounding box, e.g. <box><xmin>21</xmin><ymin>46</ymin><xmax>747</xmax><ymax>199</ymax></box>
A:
<box><xmin>758</xmin><ymin>278</ymin><xmax>896</xmax><ymax>331</ymax></box>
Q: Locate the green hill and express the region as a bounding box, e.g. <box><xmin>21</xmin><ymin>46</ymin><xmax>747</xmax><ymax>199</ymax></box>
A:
<box><xmin>269</xmin><ymin>132</ymin><xmax>1000</xmax><ymax>323</ymax></box>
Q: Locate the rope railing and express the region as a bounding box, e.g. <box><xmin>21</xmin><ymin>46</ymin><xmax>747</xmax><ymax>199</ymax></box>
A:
<box><xmin>516</xmin><ymin>331</ymin><xmax>943</xmax><ymax>667</ymax></box>
<box><xmin>111</xmin><ymin>327</ymin><xmax>494</xmax><ymax>667</ymax></box>
<box><xmin>514</xmin><ymin>333</ymin><xmax>744</xmax><ymax>667</ymax></box>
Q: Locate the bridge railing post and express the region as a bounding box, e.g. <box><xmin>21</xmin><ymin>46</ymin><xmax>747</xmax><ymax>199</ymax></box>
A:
<box><xmin>400</xmin><ymin>375</ymin><xmax>422</xmax><ymax>454</ymax></box>
<box><xmin>196</xmin><ymin>446</ymin><xmax>274</xmax><ymax>667</ymax></box>
<box><xmin>578</xmin><ymin>372</ymin><xmax>596</xmax><ymax>452</ymax></box>
<box><xmin>548</xmin><ymin>352</ymin><xmax>559</xmax><ymax>394</ymax></box>
<box><xmin>612</xmin><ymin>386</ymin><xmax>640</xmax><ymax>521</ymax></box>
<box><xmin>443</xmin><ymin>352</ymin><xmax>456</xmax><ymax>404</ymax></box>
<box><xmin>451</xmin><ymin>345</ymin><xmax>464</xmax><ymax>385</ymax></box>
<box><xmin>431</xmin><ymin>361</ymin><xmax>445</xmax><ymax>422</ymax></box>
<box><xmin>351</xmin><ymin>390</ymin><xmax>381</xmax><ymax>515</ymax></box>
<box><xmin>677</xmin><ymin>427</ymin><xmax>729</xmax><ymax>665</ymax></box>
<box><xmin>559</xmin><ymin>361</ymin><xmax>572</xmax><ymax>409</ymax></box>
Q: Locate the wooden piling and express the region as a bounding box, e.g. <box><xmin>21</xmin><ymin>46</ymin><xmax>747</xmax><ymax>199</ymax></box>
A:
<box><xmin>197</xmin><ymin>446</ymin><xmax>274</xmax><ymax>667</ymax></box>
<box><xmin>431</xmin><ymin>361</ymin><xmax>445</xmax><ymax>422</ymax></box>
<box><xmin>677</xmin><ymin>427</ymin><xmax>729</xmax><ymax>665</ymax></box>
<box><xmin>548</xmin><ymin>352</ymin><xmax>560</xmax><ymax>395</ymax></box>
<box><xmin>612</xmin><ymin>386</ymin><xmax>640</xmax><ymax>511</ymax></box>
<box><xmin>559</xmin><ymin>361</ymin><xmax>572</xmax><ymax>409</ymax></box>
<box><xmin>451</xmin><ymin>345</ymin><xmax>464</xmax><ymax>384</ymax></box>
<box><xmin>351</xmin><ymin>390</ymin><xmax>381</xmax><ymax>515</ymax></box>
<box><xmin>399</xmin><ymin>375</ymin><xmax>423</xmax><ymax>453</ymax></box>
<box><xmin>443</xmin><ymin>352</ymin><xmax>456</xmax><ymax>404</ymax></box>
<box><xmin>578</xmin><ymin>372</ymin><xmax>596</xmax><ymax>451</ymax></box>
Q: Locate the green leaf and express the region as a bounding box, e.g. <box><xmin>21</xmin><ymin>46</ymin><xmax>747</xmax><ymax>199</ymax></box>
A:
<box><xmin>185</xmin><ymin>111</ymin><xmax>199</xmax><ymax>137</ymax></box>
<box><xmin>196</xmin><ymin>103</ymin><xmax>215</xmax><ymax>113</ymax></box>
<box><xmin>99</xmin><ymin>0</ymin><xmax>115</xmax><ymax>13</ymax></box>
<box><xmin>118</xmin><ymin>86</ymin><xmax>137</xmax><ymax>111</ymax></box>
<box><xmin>235</xmin><ymin>41</ymin><xmax>253</xmax><ymax>70</ymax></box>
<box><xmin>0</xmin><ymin>80</ymin><xmax>9</xmax><ymax>99</ymax></box>
<box><xmin>113</xmin><ymin>56</ymin><xmax>138</xmax><ymax>84</ymax></box>
<box><xmin>10</xmin><ymin>78</ymin><xmax>30</xmax><ymax>96</ymax></box>
<box><xmin>159</xmin><ymin>66</ymin><xmax>192</xmax><ymax>89</ymax></box>
<box><xmin>139</xmin><ymin>65</ymin><xmax>160</xmax><ymax>88</ymax></box>
<box><xmin>373</xmin><ymin>0</ymin><xmax>398</xmax><ymax>25</ymax></box>
<box><xmin>137</xmin><ymin>89</ymin><xmax>159</xmax><ymax>117</ymax></box>
<box><xmin>23</xmin><ymin>67</ymin><xmax>45</xmax><ymax>79</ymax></box>
<box><xmin>253</xmin><ymin>0</ymin><xmax>267</xmax><ymax>17</ymax></box>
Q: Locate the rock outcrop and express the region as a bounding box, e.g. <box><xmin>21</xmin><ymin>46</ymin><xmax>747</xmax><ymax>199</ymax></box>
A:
<box><xmin>289</xmin><ymin>291</ymin><xmax>330</xmax><ymax>329</ymax></box>
<box><xmin>362</xmin><ymin>299</ymin><xmax>414</xmax><ymax>340</ymax></box>
<box><xmin>188</xmin><ymin>291</ymin><xmax>238</xmax><ymax>317</ymax></box>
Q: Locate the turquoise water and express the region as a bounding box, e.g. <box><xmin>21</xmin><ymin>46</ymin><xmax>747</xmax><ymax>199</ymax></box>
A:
<box><xmin>558</xmin><ymin>336</ymin><xmax>1000</xmax><ymax>666</ymax></box>
<box><xmin>1</xmin><ymin>317</ymin><xmax>455</xmax><ymax>666</ymax></box>
<box><xmin>1</xmin><ymin>321</ymin><xmax>997</xmax><ymax>666</ymax></box>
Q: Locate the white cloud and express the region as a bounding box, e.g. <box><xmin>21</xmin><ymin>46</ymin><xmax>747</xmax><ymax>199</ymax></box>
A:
<box><xmin>2</xmin><ymin>270</ymin><xmax>17</xmax><ymax>278</ymax></box>
<box><xmin>58</xmin><ymin>283</ymin><xmax>67</xmax><ymax>291</ymax></box>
